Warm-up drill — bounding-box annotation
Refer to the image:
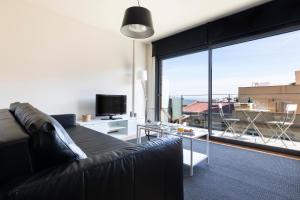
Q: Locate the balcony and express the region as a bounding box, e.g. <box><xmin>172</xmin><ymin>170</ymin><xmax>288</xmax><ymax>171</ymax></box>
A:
<box><xmin>161</xmin><ymin>94</ymin><xmax>300</xmax><ymax>151</ymax></box>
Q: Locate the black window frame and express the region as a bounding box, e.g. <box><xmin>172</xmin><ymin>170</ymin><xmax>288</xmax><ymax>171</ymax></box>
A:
<box><xmin>155</xmin><ymin>25</ymin><xmax>300</xmax><ymax>156</ymax></box>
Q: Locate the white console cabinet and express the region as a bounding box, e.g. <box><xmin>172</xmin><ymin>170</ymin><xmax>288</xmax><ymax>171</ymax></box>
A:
<box><xmin>77</xmin><ymin>118</ymin><xmax>137</xmax><ymax>140</ymax></box>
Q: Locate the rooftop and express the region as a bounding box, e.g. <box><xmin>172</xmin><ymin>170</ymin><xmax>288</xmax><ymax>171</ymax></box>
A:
<box><xmin>183</xmin><ymin>101</ymin><xmax>234</xmax><ymax>113</ymax></box>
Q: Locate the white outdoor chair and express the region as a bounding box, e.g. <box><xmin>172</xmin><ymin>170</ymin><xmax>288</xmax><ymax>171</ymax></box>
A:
<box><xmin>266</xmin><ymin>104</ymin><xmax>297</xmax><ymax>147</ymax></box>
<box><xmin>218</xmin><ymin>103</ymin><xmax>240</xmax><ymax>137</ymax></box>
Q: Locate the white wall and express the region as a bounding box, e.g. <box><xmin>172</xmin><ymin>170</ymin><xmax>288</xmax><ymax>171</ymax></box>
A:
<box><xmin>0</xmin><ymin>0</ymin><xmax>147</xmax><ymax>119</ymax></box>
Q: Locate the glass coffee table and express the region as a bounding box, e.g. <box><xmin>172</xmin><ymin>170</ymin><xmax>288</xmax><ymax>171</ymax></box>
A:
<box><xmin>137</xmin><ymin>122</ymin><xmax>209</xmax><ymax>176</ymax></box>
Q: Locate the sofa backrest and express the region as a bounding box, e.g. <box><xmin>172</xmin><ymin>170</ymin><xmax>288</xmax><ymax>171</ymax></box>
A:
<box><xmin>11</xmin><ymin>103</ymin><xmax>86</xmax><ymax>171</ymax></box>
<box><xmin>0</xmin><ymin>109</ymin><xmax>33</xmax><ymax>186</ymax></box>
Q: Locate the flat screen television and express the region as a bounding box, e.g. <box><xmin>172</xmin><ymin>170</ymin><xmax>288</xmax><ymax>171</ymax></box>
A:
<box><xmin>96</xmin><ymin>94</ymin><xmax>127</xmax><ymax>119</ymax></box>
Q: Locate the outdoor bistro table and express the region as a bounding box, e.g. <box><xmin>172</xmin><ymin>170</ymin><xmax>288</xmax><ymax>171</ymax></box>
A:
<box><xmin>235</xmin><ymin>108</ymin><xmax>270</xmax><ymax>143</ymax></box>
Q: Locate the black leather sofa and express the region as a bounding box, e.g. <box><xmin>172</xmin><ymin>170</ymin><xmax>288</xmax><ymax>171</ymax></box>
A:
<box><xmin>0</xmin><ymin>105</ymin><xmax>183</xmax><ymax>200</ymax></box>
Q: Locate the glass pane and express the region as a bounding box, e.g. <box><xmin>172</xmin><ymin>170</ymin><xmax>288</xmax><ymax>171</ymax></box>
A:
<box><xmin>161</xmin><ymin>51</ymin><xmax>208</xmax><ymax>129</ymax></box>
<box><xmin>212</xmin><ymin>30</ymin><xmax>300</xmax><ymax>151</ymax></box>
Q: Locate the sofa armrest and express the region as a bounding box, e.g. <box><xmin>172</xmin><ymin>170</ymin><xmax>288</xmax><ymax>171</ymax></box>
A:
<box><xmin>133</xmin><ymin>136</ymin><xmax>184</xmax><ymax>200</ymax></box>
<box><xmin>51</xmin><ymin>114</ymin><xmax>76</xmax><ymax>127</ymax></box>
<box><xmin>8</xmin><ymin>136</ymin><xmax>183</xmax><ymax>200</ymax></box>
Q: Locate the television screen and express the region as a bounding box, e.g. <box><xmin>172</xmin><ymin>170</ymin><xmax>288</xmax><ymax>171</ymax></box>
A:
<box><xmin>96</xmin><ymin>94</ymin><xmax>126</xmax><ymax>117</ymax></box>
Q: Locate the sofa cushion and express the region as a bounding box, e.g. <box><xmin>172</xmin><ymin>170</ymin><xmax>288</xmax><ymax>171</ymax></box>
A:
<box><xmin>65</xmin><ymin>125</ymin><xmax>135</xmax><ymax>157</ymax></box>
<box><xmin>51</xmin><ymin>114</ymin><xmax>76</xmax><ymax>127</ymax></box>
<box><xmin>9</xmin><ymin>102</ymin><xmax>21</xmax><ymax>113</ymax></box>
<box><xmin>12</xmin><ymin>103</ymin><xmax>87</xmax><ymax>170</ymax></box>
<box><xmin>0</xmin><ymin>109</ymin><xmax>33</xmax><ymax>186</ymax></box>
<box><xmin>0</xmin><ymin>109</ymin><xmax>28</xmax><ymax>143</ymax></box>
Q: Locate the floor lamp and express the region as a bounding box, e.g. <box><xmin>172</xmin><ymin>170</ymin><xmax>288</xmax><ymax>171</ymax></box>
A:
<box><xmin>130</xmin><ymin>40</ymin><xmax>137</xmax><ymax>118</ymax></box>
<box><xmin>120</xmin><ymin>0</ymin><xmax>154</xmax><ymax>119</ymax></box>
<box><xmin>137</xmin><ymin>69</ymin><xmax>148</xmax><ymax>122</ymax></box>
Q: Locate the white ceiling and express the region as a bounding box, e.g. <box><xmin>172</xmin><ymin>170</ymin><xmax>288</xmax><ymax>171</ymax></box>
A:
<box><xmin>22</xmin><ymin>0</ymin><xmax>270</xmax><ymax>43</ymax></box>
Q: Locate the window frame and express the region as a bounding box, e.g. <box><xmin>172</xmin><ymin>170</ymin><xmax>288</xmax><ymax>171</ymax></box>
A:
<box><xmin>154</xmin><ymin>26</ymin><xmax>300</xmax><ymax>156</ymax></box>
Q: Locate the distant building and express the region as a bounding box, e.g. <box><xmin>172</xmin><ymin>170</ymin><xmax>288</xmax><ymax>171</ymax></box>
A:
<box><xmin>181</xmin><ymin>101</ymin><xmax>234</xmax><ymax>128</ymax></box>
<box><xmin>296</xmin><ymin>71</ymin><xmax>300</xmax><ymax>85</ymax></box>
<box><xmin>238</xmin><ymin>70</ymin><xmax>300</xmax><ymax>114</ymax></box>
<box><xmin>183</xmin><ymin>101</ymin><xmax>234</xmax><ymax>114</ymax></box>
<box><xmin>253</xmin><ymin>82</ymin><xmax>271</xmax><ymax>87</ymax></box>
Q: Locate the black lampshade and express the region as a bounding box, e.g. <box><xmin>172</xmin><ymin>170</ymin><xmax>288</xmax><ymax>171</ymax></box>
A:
<box><xmin>121</xmin><ymin>6</ymin><xmax>154</xmax><ymax>39</ymax></box>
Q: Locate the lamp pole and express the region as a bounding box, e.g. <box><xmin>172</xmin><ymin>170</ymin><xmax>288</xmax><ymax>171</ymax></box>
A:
<box><xmin>138</xmin><ymin>69</ymin><xmax>148</xmax><ymax>122</ymax></box>
<box><xmin>142</xmin><ymin>78</ymin><xmax>148</xmax><ymax>122</ymax></box>
<box><xmin>131</xmin><ymin>40</ymin><xmax>136</xmax><ymax>118</ymax></box>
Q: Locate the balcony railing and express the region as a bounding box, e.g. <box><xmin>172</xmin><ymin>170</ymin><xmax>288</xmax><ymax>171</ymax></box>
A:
<box><xmin>160</xmin><ymin>94</ymin><xmax>300</xmax><ymax>151</ymax></box>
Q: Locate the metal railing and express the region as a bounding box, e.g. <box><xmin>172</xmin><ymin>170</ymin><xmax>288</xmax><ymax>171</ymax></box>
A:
<box><xmin>160</xmin><ymin>94</ymin><xmax>300</xmax><ymax>144</ymax></box>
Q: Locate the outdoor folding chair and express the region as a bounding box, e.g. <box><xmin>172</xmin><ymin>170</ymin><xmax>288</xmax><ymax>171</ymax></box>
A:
<box><xmin>266</xmin><ymin>104</ymin><xmax>297</xmax><ymax>147</ymax></box>
<box><xmin>218</xmin><ymin>103</ymin><xmax>240</xmax><ymax>137</ymax></box>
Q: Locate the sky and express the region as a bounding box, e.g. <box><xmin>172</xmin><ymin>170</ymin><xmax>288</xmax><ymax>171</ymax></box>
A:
<box><xmin>162</xmin><ymin>29</ymin><xmax>300</xmax><ymax>99</ymax></box>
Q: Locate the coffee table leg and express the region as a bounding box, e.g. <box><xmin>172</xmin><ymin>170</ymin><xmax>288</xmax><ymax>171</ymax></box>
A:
<box><xmin>190</xmin><ymin>138</ymin><xmax>193</xmax><ymax>176</ymax></box>
<box><xmin>137</xmin><ymin>127</ymin><xmax>142</xmax><ymax>144</ymax></box>
<box><xmin>136</xmin><ymin>126</ymin><xmax>139</xmax><ymax>144</ymax></box>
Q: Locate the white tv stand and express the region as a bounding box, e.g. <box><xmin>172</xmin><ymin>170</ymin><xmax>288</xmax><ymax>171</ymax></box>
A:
<box><xmin>77</xmin><ymin>117</ymin><xmax>137</xmax><ymax>140</ymax></box>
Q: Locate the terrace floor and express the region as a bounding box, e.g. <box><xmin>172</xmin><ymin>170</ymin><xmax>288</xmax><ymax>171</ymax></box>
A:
<box><xmin>210</xmin><ymin>129</ymin><xmax>300</xmax><ymax>151</ymax></box>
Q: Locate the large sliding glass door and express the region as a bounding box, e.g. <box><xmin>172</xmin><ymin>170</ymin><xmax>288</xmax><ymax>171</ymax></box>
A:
<box><xmin>211</xmin><ymin>30</ymin><xmax>300</xmax><ymax>151</ymax></box>
<box><xmin>157</xmin><ymin>29</ymin><xmax>300</xmax><ymax>153</ymax></box>
<box><xmin>160</xmin><ymin>51</ymin><xmax>208</xmax><ymax>130</ymax></box>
